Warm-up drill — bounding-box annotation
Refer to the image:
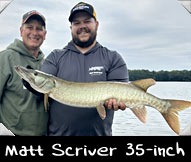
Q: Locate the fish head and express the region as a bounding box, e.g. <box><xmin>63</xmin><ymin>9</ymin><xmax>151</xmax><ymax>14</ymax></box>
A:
<box><xmin>15</xmin><ymin>65</ymin><xmax>55</xmax><ymax>94</ymax></box>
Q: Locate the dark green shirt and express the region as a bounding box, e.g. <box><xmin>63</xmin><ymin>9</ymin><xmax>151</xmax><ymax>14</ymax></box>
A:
<box><xmin>0</xmin><ymin>39</ymin><xmax>48</xmax><ymax>136</ymax></box>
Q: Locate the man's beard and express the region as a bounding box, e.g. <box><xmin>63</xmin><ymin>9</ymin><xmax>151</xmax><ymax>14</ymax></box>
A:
<box><xmin>72</xmin><ymin>27</ymin><xmax>97</xmax><ymax>48</ymax></box>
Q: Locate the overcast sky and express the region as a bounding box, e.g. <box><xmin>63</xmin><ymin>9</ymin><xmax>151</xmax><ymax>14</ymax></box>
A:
<box><xmin>1</xmin><ymin>0</ymin><xmax>191</xmax><ymax>71</ymax></box>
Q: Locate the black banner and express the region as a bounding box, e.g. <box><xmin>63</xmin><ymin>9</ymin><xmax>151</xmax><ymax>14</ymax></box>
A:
<box><xmin>0</xmin><ymin>136</ymin><xmax>190</xmax><ymax>161</ymax></box>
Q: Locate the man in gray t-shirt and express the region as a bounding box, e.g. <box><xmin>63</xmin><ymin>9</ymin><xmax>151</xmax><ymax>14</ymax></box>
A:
<box><xmin>41</xmin><ymin>2</ymin><xmax>129</xmax><ymax>136</ymax></box>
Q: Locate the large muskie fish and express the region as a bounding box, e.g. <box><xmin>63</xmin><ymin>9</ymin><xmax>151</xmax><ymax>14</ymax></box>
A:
<box><xmin>15</xmin><ymin>65</ymin><xmax>191</xmax><ymax>134</ymax></box>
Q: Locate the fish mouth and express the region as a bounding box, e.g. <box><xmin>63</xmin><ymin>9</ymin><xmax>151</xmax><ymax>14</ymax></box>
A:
<box><xmin>15</xmin><ymin>65</ymin><xmax>27</xmax><ymax>72</ymax></box>
<box><xmin>14</xmin><ymin>66</ymin><xmax>35</xmax><ymax>83</ymax></box>
<box><xmin>15</xmin><ymin>66</ymin><xmax>27</xmax><ymax>76</ymax></box>
<box><xmin>14</xmin><ymin>65</ymin><xmax>20</xmax><ymax>72</ymax></box>
<box><xmin>14</xmin><ymin>66</ymin><xmax>23</xmax><ymax>78</ymax></box>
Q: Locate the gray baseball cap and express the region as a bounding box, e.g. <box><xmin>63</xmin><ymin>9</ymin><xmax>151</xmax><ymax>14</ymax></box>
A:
<box><xmin>22</xmin><ymin>10</ymin><xmax>46</xmax><ymax>28</ymax></box>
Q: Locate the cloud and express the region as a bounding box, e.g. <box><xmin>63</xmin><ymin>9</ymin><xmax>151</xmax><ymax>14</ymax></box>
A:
<box><xmin>1</xmin><ymin>0</ymin><xmax>191</xmax><ymax>70</ymax></box>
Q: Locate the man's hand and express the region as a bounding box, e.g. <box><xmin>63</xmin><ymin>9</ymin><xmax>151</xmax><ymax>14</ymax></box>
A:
<box><xmin>104</xmin><ymin>99</ymin><xmax>126</xmax><ymax>111</ymax></box>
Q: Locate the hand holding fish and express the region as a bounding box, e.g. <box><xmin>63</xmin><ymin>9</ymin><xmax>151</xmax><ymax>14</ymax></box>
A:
<box><xmin>105</xmin><ymin>99</ymin><xmax>126</xmax><ymax>111</ymax></box>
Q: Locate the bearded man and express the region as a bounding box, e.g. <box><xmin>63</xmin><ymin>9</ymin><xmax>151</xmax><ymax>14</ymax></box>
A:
<box><xmin>40</xmin><ymin>2</ymin><xmax>129</xmax><ymax>136</ymax></box>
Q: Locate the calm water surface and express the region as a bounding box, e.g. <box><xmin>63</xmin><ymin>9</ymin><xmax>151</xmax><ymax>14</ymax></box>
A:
<box><xmin>112</xmin><ymin>82</ymin><xmax>191</xmax><ymax>136</ymax></box>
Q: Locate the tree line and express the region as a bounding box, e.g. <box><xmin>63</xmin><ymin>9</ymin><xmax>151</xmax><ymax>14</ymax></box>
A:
<box><xmin>128</xmin><ymin>70</ymin><xmax>191</xmax><ymax>81</ymax></box>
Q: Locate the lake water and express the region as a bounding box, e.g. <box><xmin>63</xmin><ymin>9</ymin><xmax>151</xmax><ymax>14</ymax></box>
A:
<box><xmin>112</xmin><ymin>82</ymin><xmax>191</xmax><ymax>136</ymax></box>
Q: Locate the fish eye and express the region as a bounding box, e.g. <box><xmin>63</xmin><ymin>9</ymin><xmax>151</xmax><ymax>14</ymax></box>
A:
<box><xmin>34</xmin><ymin>72</ymin><xmax>38</xmax><ymax>76</ymax></box>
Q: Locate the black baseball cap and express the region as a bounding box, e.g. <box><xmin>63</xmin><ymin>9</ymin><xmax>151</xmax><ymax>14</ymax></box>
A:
<box><xmin>22</xmin><ymin>10</ymin><xmax>46</xmax><ymax>28</ymax></box>
<box><xmin>69</xmin><ymin>2</ymin><xmax>96</xmax><ymax>22</ymax></box>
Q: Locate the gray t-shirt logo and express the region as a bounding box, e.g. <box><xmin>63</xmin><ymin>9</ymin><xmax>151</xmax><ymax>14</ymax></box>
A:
<box><xmin>89</xmin><ymin>66</ymin><xmax>104</xmax><ymax>76</ymax></box>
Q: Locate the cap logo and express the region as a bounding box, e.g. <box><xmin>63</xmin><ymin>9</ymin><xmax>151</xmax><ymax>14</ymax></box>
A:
<box><xmin>28</xmin><ymin>11</ymin><xmax>36</xmax><ymax>15</ymax></box>
<box><xmin>26</xmin><ymin>10</ymin><xmax>41</xmax><ymax>17</ymax></box>
<box><xmin>73</xmin><ymin>5</ymin><xmax>89</xmax><ymax>12</ymax></box>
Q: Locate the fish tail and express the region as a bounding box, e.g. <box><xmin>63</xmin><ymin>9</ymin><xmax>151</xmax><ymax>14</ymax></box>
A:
<box><xmin>162</xmin><ymin>100</ymin><xmax>191</xmax><ymax>135</ymax></box>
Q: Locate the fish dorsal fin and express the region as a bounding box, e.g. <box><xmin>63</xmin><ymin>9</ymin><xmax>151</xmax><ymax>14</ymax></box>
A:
<box><xmin>130</xmin><ymin>106</ymin><xmax>147</xmax><ymax>123</ymax></box>
<box><xmin>131</xmin><ymin>78</ymin><xmax>156</xmax><ymax>92</ymax></box>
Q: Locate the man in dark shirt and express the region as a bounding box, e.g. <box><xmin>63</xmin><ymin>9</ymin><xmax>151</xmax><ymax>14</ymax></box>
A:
<box><xmin>41</xmin><ymin>2</ymin><xmax>129</xmax><ymax>136</ymax></box>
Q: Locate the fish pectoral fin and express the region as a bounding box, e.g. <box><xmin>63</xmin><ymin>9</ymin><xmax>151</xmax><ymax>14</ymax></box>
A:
<box><xmin>96</xmin><ymin>104</ymin><xmax>106</xmax><ymax>120</ymax></box>
<box><xmin>161</xmin><ymin>99</ymin><xmax>191</xmax><ymax>135</ymax></box>
<box><xmin>131</xmin><ymin>78</ymin><xmax>155</xmax><ymax>92</ymax></box>
<box><xmin>130</xmin><ymin>106</ymin><xmax>147</xmax><ymax>123</ymax></box>
<box><xmin>44</xmin><ymin>94</ymin><xmax>49</xmax><ymax>112</ymax></box>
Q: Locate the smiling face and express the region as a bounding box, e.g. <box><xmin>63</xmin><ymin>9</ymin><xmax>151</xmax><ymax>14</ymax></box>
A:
<box><xmin>70</xmin><ymin>11</ymin><xmax>99</xmax><ymax>48</ymax></box>
<box><xmin>20</xmin><ymin>19</ymin><xmax>46</xmax><ymax>56</ymax></box>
